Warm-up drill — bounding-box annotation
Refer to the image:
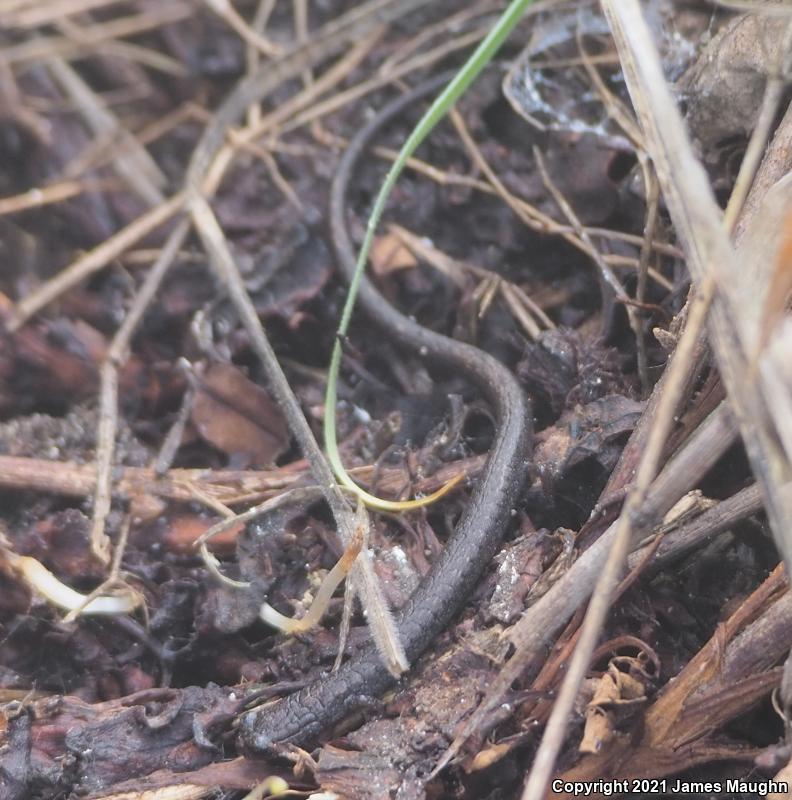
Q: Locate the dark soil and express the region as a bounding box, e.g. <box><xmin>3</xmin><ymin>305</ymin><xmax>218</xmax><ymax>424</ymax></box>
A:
<box><xmin>0</xmin><ymin>2</ymin><xmax>787</xmax><ymax>799</ymax></box>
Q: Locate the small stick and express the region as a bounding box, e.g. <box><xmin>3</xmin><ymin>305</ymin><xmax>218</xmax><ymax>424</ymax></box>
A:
<box><xmin>628</xmin><ymin>482</ymin><xmax>763</xmax><ymax>571</ymax></box>
<box><xmin>7</xmin><ymin>191</ymin><xmax>185</xmax><ymax>332</ymax></box>
<box><xmin>634</xmin><ymin>160</ymin><xmax>660</xmax><ymax>395</ymax></box>
<box><xmin>524</xmin><ymin>8</ymin><xmax>792</xmax><ymax>793</ymax></box>
<box><xmin>195</xmin><ymin>486</ymin><xmax>323</xmax><ymax>590</ymax></box>
<box><xmin>533</xmin><ymin>146</ymin><xmax>631</xmax><ymax>307</ymax></box>
<box><xmin>46</xmin><ymin>52</ymin><xmax>165</xmax><ymax>205</ymax></box>
<box><xmin>4</xmin><ymin>5</ymin><xmax>192</xmax><ymax>66</ymax></box>
<box><xmin>724</xmin><ymin>20</ymin><xmax>792</xmax><ymax>232</ymax></box>
<box><xmin>189</xmin><ymin>193</ymin><xmax>408</xmax><ymax>676</ymax></box>
<box><xmin>203</xmin><ymin>0</ymin><xmax>283</xmax><ymax>58</ymax></box>
<box><xmin>260</xmin><ymin>500</ymin><xmax>368</xmax><ymax>634</ymax></box>
<box><xmin>449</xmin><ymin>110</ymin><xmax>675</xmax><ymax>290</ymax></box>
<box><xmin>0</xmin><ymin>178</ymin><xmax>119</xmax><ymax>216</ymax></box>
<box><xmin>390</xmin><ymin>222</ymin><xmax>553</xmax><ymax>337</ymax></box>
<box><xmin>0</xmin><ymin>453</ymin><xmax>476</xmax><ymax>507</ymax></box>
<box><xmin>245</xmin><ymin>0</ymin><xmax>279</xmax><ymax>128</ymax></box>
<box><xmin>4</xmin><ymin>0</ymin><xmax>124</xmax><ymax>28</ymax></box>
<box><xmin>64</xmin><ymin>514</ymin><xmax>134</xmax><ymax>623</ymax></box>
<box><xmin>521</xmin><ymin>277</ymin><xmax>714</xmax><ymax>800</ymax></box>
<box><xmin>154</xmin><ymin>361</ymin><xmax>198</xmax><ymax>477</ymax></box>
<box><xmin>432</xmin><ymin>400</ymin><xmax>737</xmax><ymax>777</ymax></box>
<box><xmin>89</xmin><ymin>221</ymin><xmax>190</xmax><ymax>562</ymax></box>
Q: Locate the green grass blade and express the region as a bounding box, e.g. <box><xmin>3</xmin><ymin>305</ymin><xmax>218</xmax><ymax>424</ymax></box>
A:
<box><xmin>325</xmin><ymin>0</ymin><xmax>536</xmax><ymax>509</ymax></box>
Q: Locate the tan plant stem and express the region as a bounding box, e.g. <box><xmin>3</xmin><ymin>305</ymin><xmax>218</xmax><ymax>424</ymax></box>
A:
<box><xmin>521</xmin><ymin>276</ymin><xmax>714</xmax><ymax>800</ymax></box>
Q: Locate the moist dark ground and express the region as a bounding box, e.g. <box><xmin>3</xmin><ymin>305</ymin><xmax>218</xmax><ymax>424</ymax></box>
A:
<box><xmin>0</xmin><ymin>2</ymin><xmax>787</xmax><ymax>799</ymax></box>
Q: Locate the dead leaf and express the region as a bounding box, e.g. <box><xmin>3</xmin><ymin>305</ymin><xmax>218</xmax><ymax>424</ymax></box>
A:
<box><xmin>21</xmin><ymin>509</ymin><xmax>104</xmax><ymax>580</ymax></box>
<box><xmin>470</xmin><ymin>742</ymin><xmax>513</xmax><ymax>771</ymax></box>
<box><xmin>680</xmin><ymin>13</ymin><xmax>788</xmax><ymax>148</ymax></box>
<box><xmin>251</xmin><ymin>237</ymin><xmax>334</xmax><ymax>325</ymax></box>
<box><xmin>534</xmin><ymin>395</ymin><xmax>644</xmax><ymax>479</ymax></box>
<box><xmin>157</xmin><ymin>514</ymin><xmax>244</xmax><ymax>556</ymax></box>
<box><xmin>369</xmin><ymin>231</ymin><xmax>418</xmax><ymax>277</ymax></box>
<box><xmin>12</xmin><ymin>319</ymin><xmax>105</xmax><ymax>399</ymax></box>
<box><xmin>580</xmin><ymin>707</ymin><xmax>615</xmax><ymax>756</ymax></box>
<box><xmin>580</xmin><ymin>658</ymin><xmax>649</xmax><ymax>754</ymax></box>
<box><xmin>190</xmin><ymin>363</ymin><xmax>289</xmax><ymax>467</ymax></box>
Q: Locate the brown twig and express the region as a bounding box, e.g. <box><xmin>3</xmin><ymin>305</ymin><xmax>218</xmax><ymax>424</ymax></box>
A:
<box><xmin>3</xmin><ymin>0</ymin><xmax>125</xmax><ymax>28</ymax></box>
<box><xmin>46</xmin><ymin>54</ymin><xmax>165</xmax><ymax>205</ymax></box>
<box><xmin>389</xmin><ymin>222</ymin><xmax>553</xmax><ymax>339</ymax></box>
<box><xmin>432</xmin><ymin>400</ymin><xmax>738</xmax><ymax>777</ymax></box>
<box><xmin>448</xmin><ymin>108</ymin><xmax>675</xmax><ymax>291</ymax></box>
<box><xmin>519</xmin><ymin>3</ymin><xmax>792</xmax><ymax>791</ymax></box>
<box><xmin>245</xmin><ymin>0</ymin><xmax>279</xmax><ymax>128</ymax></box>
<box><xmin>188</xmin><ymin>193</ymin><xmax>408</xmax><ymax>675</ymax></box>
<box><xmin>0</xmin><ymin>452</ymin><xmax>480</xmax><ymax>509</ymax></box>
<box><xmin>89</xmin><ymin>221</ymin><xmax>191</xmax><ymax>562</ymax></box>
<box><xmin>203</xmin><ymin>0</ymin><xmax>283</xmax><ymax>58</ymax></box>
<box><xmin>0</xmin><ymin>178</ymin><xmax>120</xmax><ymax>216</ymax></box>
<box><xmin>4</xmin><ymin>5</ymin><xmax>192</xmax><ymax>66</ymax></box>
<box><xmin>521</xmin><ymin>277</ymin><xmax>715</xmax><ymax>800</ymax></box>
<box><xmin>6</xmin><ymin>191</ymin><xmax>185</xmax><ymax>332</ymax></box>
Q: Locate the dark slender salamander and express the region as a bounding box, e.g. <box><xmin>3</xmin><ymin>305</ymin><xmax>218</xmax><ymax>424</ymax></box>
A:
<box><xmin>239</xmin><ymin>74</ymin><xmax>533</xmax><ymax>751</ymax></box>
